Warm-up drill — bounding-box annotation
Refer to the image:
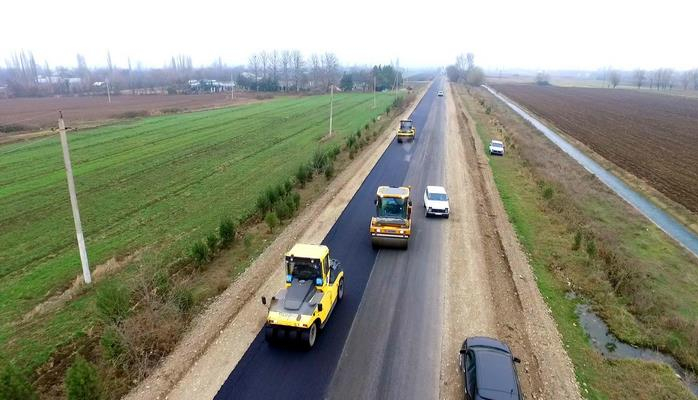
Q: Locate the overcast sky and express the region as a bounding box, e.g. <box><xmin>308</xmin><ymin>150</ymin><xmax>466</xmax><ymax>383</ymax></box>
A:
<box><xmin>1</xmin><ymin>0</ymin><xmax>695</xmax><ymax>72</ymax></box>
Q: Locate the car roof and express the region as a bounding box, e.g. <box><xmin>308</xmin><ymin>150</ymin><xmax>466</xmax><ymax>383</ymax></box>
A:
<box><xmin>426</xmin><ymin>185</ymin><xmax>447</xmax><ymax>194</ymax></box>
<box><xmin>464</xmin><ymin>336</ymin><xmax>511</xmax><ymax>352</ymax></box>
<box><xmin>473</xmin><ymin>349</ymin><xmax>520</xmax><ymax>399</ymax></box>
<box><xmin>491</xmin><ymin>140</ymin><xmax>504</xmax><ymax>145</ymax></box>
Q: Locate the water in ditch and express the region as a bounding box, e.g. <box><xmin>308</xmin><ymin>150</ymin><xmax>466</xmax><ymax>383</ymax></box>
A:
<box><xmin>575</xmin><ymin>302</ymin><xmax>698</xmax><ymax>396</ymax></box>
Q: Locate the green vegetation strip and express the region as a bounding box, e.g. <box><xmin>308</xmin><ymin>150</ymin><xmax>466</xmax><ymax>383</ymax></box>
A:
<box><xmin>0</xmin><ymin>92</ymin><xmax>396</xmax><ymax>373</ymax></box>
<box><xmin>461</xmin><ymin>87</ymin><xmax>695</xmax><ymax>400</ymax></box>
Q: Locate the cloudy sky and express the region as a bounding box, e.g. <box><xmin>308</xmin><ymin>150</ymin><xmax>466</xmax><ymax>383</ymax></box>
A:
<box><xmin>1</xmin><ymin>0</ymin><xmax>695</xmax><ymax>71</ymax></box>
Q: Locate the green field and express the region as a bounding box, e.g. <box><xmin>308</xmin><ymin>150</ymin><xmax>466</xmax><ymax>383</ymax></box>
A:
<box><xmin>0</xmin><ymin>92</ymin><xmax>396</xmax><ymax>371</ymax></box>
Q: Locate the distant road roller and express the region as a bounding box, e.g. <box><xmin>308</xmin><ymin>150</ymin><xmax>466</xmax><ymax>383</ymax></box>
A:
<box><xmin>396</xmin><ymin>119</ymin><xmax>415</xmax><ymax>143</ymax></box>
<box><xmin>262</xmin><ymin>243</ymin><xmax>344</xmax><ymax>349</ymax></box>
<box><xmin>369</xmin><ymin>186</ymin><xmax>413</xmax><ymax>249</ymax></box>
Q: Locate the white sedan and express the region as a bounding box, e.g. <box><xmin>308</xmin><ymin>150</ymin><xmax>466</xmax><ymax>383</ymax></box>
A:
<box><xmin>424</xmin><ymin>186</ymin><xmax>449</xmax><ymax>218</ymax></box>
<box><xmin>489</xmin><ymin>140</ymin><xmax>505</xmax><ymax>156</ymax></box>
<box><xmin>437</xmin><ymin>90</ymin><xmax>444</xmax><ymax>97</ymax></box>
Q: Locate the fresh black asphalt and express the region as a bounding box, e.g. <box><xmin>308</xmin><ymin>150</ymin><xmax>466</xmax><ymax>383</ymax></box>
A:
<box><xmin>215</xmin><ymin>79</ymin><xmax>440</xmax><ymax>400</ymax></box>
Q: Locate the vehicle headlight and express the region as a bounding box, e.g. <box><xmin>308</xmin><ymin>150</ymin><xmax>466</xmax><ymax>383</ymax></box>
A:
<box><xmin>445</xmin><ymin>208</ymin><xmax>449</xmax><ymax>212</ymax></box>
<box><xmin>399</xmin><ymin>230</ymin><xmax>404</xmax><ymax>234</ymax></box>
<box><xmin>428</xmin><ymin>207</ymin><xmax>432</xmax><ymax>211</ymax></box>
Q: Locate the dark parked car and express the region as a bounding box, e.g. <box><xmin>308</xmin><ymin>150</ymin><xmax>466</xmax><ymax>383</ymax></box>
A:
<box><xmin>459</xmin><ymin>337</ymin><xmax>522</xmax><ymax>400</ymax></box>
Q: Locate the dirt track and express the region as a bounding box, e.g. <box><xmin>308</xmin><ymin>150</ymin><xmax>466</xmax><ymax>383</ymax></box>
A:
<box><xmin>440</xmin><ymin>84</ymin><xmax>580</xmax><ymax>399</ymax></box>
<box><xmin>492</xmin><ymin>84</ymin><xmax>698</xmax><ymax>214</ymax></box>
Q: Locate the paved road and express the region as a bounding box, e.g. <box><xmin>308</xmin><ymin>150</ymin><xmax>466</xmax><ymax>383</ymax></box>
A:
<box><xmin>214</xmin><ymin>78</ymin><xmax>447</xmax><ymax>400</ymax></box>
<box><xmin>483</xmin><ymin>85</ymin><xmax>698</xmax><ymax>258</ymax></box>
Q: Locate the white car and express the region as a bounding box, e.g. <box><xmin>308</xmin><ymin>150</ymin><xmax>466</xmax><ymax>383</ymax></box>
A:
<box><xmin>437</xmin><ymin>90</ymin><xmax>444</xmax><ymax>97</ymax></box>
<box><xmin>424</xmin><ymin>186</ymin><xmax>449</xmax><ymax>218</ymax></box>
<box><xmin>489</xmin><ymin>140</ymin><xmax>505</xmax><ymax>156</ymax></box>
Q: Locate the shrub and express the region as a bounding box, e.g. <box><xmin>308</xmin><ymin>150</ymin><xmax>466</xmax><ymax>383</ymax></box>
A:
<box><xmin>356</xmin><ymin>129</ymin><xmax>362</xmax><ymax>138</ymax></box>
<box><xmin>285</xmin><ymin>195</ymin><xmax>297</xmax><ymax>214</ymax></box>
<box><xmin>385</xmin><ymin>106</ymin><xmax>391</xmax><ymax>115</ymax></box>
<box><xmin>586</xmin><ymin>239</ymin><xmax>597</xmax><ymax>258</ymax></box>
<box><xmin>206</xmin><ymin>233</ymin><xmax>218</xmax><ymax>253</ymax></box>
<box><xmin>324</xmin><ymin>162</ymin><xmax>335</xmax><ymax>179</ymax></box>
<box><xmin>0</xmin><ymin>123</ymin><xmax>31</xmax><ymax>134</ymax></box>
<box><xmin>152</xmin><ymin>268</ymin><xmax>171</xmax><ymax>298</ymax></box>
<box><xmin>296</xmin><ymin>164</ymin><xmax>312</xmax><ymax>187</ymax></box>
<box><xmin>172</xmin><ymin>288</ymin><xmax>194</xmax><ymax>313</ymax></box>
<box><xmin>265</xmin><ymin>211</ymin><xmax>280</xmax><ymax>233</ymax></box>
<box><xmin>572</xmin><ymin>231</ymin><xmax>582</xmax><ymax>251</ymax></box>
<box><xmin>274</xmin><ymin>201</ymin><xmax>291</xmax><ymax>220</ymax></box>
<box><xmin>346</xmin><ymin>135</ymin><xmax>357</xmax><ymax>149</ymax></box>
<box><xmin>219</xmin><ymin>218</ymin><xmax>236</xmax><ymax>247</ymax></box>
<box><xmin>274</xmin><ymin>184</ymin><xmax>286</xmax><ymax>200</ymax></box>
<box><xmin>65</xmin><ymin>356</ymin><xmax>101</xmax><ymax>400</ymax></box>
<box><xmin>96</xmin><ymin>282</ymin><xmax>130</xmax><ymax>324</ymax></box>
<box><xmin>191</xmin><ymin>240</ymin><xmax>209</xmax><ymax>265</ymax></box>
<box><xmin>542</xmin><ymin>186</ymin><xmax>554</xmax><ymax>200</ymax></box>
<box><xmin>485</xmin><ymin>106</ymin><xmax>492</xmax><ymax>114</ymax></box>
<box><xmin>0</xmin><ymin>362</ymin><xmax>37</xmax><ymax>400</ymax></box>
<box><xmin>255</xmin><ymin>194</ymin><xmax>271</xmax><ymax>213</ymax></box>
<box><xmin>291</xmin><ymin>191</ymin><xmax>301</xmax><ymax>209</ymax></box>
<box><xmin>100</xmin><ymin>325</ymin><xmax>125</xmax><ymax>363</ymax></box>
<box><xmin>331</xmin><ymin>146</ymin><xmax>341</xmax><ymax>158</ymax></box>
<box><xmin>365</xmin><ymin>123</ymin><xmax>370</xmax><ymax>131</ymax></box>
<box><xmin>312</xmin><ymin>150</ymin><xmax>328</xmax><ymax>171</ymax></box>
<box><xmin>349</xmin><ymin>147</ymin><xmax>357</xmax><ymax>159</ymax></box>
<box><xmin>113</xmin><ymin>110</ymin><xmax>148</xmax><ymax>119</ymax></box>
<box><xmin>264</xmin><ymin>187</ymin><xmax>279</xmax><ymax>205</ymax></box>
<box><xmin>283</xmin><ymin>179</ymin><xmax>294</xmax><ymax>195</ymax></box>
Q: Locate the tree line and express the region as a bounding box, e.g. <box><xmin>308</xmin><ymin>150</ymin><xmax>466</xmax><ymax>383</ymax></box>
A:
<box><xmin>598</xmin><ymin>67</ymin><xmax>698</xmax><ymax>90</ymax></box>
<box><xmin>445</xmin><ymin>53</ymin><xmax>485</xmax><ymax>86</ymax></box>
<box><xmin>0</xmin><ymin>49</ymin><xmax>404</xmax><ymax>97</ymax></box>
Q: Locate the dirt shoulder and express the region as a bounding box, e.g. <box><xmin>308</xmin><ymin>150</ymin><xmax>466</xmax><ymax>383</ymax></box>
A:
<box><xmin>440</xmin><ymin>84</ymin><xmax>580</xmax><ymax>399</ymax></box>
<box><xmin>125</xmin><ymin>86</ymin><xmax>428</xmax><ymax>400</ymax></box>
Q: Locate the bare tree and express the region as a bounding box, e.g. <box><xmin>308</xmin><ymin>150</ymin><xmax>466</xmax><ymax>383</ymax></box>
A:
<box><xmin>466</xmin><ymin>53</ymin><xmax>475</xmax><ymax>71</ymax></box>
<box><xmin>260</xmin><ymin>51</ymin><xmax>269</xmax><ymax>80</ymax></box>
<box><xmin>280</xmin><ymin>50</ymin><xmax>291</xmax><ymax>91</ymax></box>
<box><xmin>323</xmin><ymin>52</ymin><xmax>339</xmax><ymax>89</ymax></box>
<box><xmin>309</xmin><ymin>53</ymin><xmax>321</xmax><ymax>89</ymax></box>
<box><xmin>680</xmin><ymin>70</ymin><xmax>691</xmax><ymax>90</ymax></box>
<box><xmin>270</xmin><ymin>50</ymin><xmax>279</xmax><ymax>83</ymax></box>
<box><xmin>291</xmin><ymin>50</ymin><xmax>304</xmax><ymax>92</ymax></box>
<box><xmin>633</xmin><ymin>69</ymin><xmax>645</xmax><ymax>88</ymax></box>
<box><xmin>249</xmin><ymin>53</ymin><xmax>260</xmax><ymax>91</ymax></box>
<box><xmin>609</xmin><ymin>70</ymin><xmax>621</xmax><ymax>88</ymax></box>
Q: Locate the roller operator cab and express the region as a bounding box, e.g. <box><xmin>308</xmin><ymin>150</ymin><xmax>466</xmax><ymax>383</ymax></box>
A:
<box><xmin>261</xmin><ymin>243</ymin><xmax>344</xmax><ymax>349</ymax></box>
<box><xmin>370</xmin><ymin>186</ymin><xmax>412</xmax><ymax>249</ymax></box>
<box><xmin>397</xmin><ymin>119</ymin><xmax>416</xmax><ymax>143</ymax></box>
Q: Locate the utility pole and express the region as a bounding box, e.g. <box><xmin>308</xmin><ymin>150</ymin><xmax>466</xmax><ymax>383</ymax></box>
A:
<box><xmin>106</xmin><ymin>78</ymin><xmax>112</xmax><ymax>104</ymax></box>
<box><xmin>58</xmin><ymin>112</ymin><xmax>91</xmax><ymax>284</ymax></box>
<box><xmin>328</xmin><ymin>84</ymin><xmax>334</xmax><ymax>136</ymax></box>
<box><xmin>231</xmin><ymin>72</ymin><xmax>234</xmax><ymax>100</ymax></box>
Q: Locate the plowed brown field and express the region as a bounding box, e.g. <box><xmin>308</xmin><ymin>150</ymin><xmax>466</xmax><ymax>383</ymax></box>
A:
<box><xmin>493</xmin><ymin>84</ymin><xmax>698</xmax><ymax>213</ymax></box>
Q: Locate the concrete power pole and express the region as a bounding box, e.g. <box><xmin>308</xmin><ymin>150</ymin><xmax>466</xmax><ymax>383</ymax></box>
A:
<box><xmin>329</xmin><ymin>84</ymin><xmax>334</xmax><ymax>136</ymax></box>
<box><xmin>106</xmin><ymin>79</ymin><xmax>112</xmax><ymax>104</ymax></box>
<box><xmin>231</xmin><ymin>72</ymin><xmax>235</xmax><ymax>100</ymax></box>
<box><xmin>58</xmin><ymin>112</ymin><xmax>92</xmax><ymax>284</ymax></box>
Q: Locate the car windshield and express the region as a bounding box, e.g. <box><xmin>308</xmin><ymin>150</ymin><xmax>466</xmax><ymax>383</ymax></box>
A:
<box><xmin>377</xmin><ymin>197</ymin><xmax>408</xmax><ymax>219</ymax></box>
<box><xmin>492</xmin><ymin>142</ymin><xmax>503</xmax><ymax>148</ymax></box>
<box><xmin>400</xmin><ymin>121</ymin><xmax>413</xmax><ymax>130</ymax></box>
<box><xmin>428</xmin><ymin>192</ymin><xmax>448</xmax><ymax>201</ymax></box>
<box><xmin>287</xmin><ymin>259</ymin><xmax>320</xmax><ymax>281</ymax></box>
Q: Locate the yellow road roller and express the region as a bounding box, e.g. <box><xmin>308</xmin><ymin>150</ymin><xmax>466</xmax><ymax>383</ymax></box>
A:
<box><xmin>369</xmin><ymin>186</ymin><xmax>412</xmax><ymax>249</ymax></box>
<box><xmin>262</xmin><ymin>243</ymin><xmax>344</xmax><ymax>349</ymax></box>
<box><xmin>396</xmin><ymin>119</ymin><xmax>415</xmax><ymax>143</ymax></box>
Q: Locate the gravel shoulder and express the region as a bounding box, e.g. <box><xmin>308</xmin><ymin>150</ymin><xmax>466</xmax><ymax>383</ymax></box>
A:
<box><xmin>125</xmin><ymin>87</ymin><xmax>427</xmax><ymax>400</ymax></box>
<box><xmin>439</xmin><ymin>84</ymin><xmax>581</xmax><ymax>399</ymax></box>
